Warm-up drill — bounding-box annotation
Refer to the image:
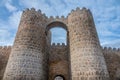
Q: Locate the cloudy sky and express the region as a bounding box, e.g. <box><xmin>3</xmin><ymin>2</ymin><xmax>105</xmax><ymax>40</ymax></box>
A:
<box><xmin>0</xmin><ymin>0</ymin><xmax>120</xmax><ymax>48</ymax></box>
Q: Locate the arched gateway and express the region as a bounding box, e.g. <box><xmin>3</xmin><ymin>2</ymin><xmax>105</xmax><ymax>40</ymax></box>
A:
<box><xmin>46</xmin><ymin>21</ymin><xmax>70</xmax><ymax>80</ymax></box>
<box><xmin>2</xmin><ymin>7</ymin><xmax>110</xmax><ymax>80</ymax></box>
<box><xmin>46</xmin><ymin>21</ymin><xmax>68</xmax><ymax>32</ymax></box>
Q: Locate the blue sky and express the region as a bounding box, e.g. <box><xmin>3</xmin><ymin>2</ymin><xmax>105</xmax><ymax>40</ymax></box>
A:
<box><xmin>0</xmin><ymin>0</ymin><xmax>120</xmax><ymax>48</ymax></box>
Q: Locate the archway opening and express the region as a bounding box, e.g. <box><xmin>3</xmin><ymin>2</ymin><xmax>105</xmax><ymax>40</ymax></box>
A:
<box><xmin>50</xmin><ymin>27</ymin><xmax>66</xmax><ymax>45</ymax></box>
<box><xmin>54</xmin><ymin>75</ymin><xmax>65</xmax><ymax>80</ymax></box>
<box><xmin>46</xmin><ymin>21</ymin><xmax>68</xmax><ymax>45</ymax></box>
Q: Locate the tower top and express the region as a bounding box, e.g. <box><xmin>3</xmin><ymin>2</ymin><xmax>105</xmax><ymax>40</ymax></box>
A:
<box><xmin>22</xmin><ymin>7</ymin><xmax>91</xmax><ymax>19</ymax></box>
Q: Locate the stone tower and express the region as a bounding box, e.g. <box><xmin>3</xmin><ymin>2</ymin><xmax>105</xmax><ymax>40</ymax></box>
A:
<box><xmin>2</xmin><ymin>7</ymin><xmax>111</xmax><ymax>80</ymax></box>
<box><xmin>68</xmin><ymin>7</ymin><xmax>109</xmax><ymax>80</ymax></box>
<box><xmin>3</xmin><ymin>8</ymin><xmax>48</xmax><ymax>80</ymax></box>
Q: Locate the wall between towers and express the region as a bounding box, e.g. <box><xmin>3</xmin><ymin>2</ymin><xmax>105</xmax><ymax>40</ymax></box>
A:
<box><xmin>0</xmin><ymin>46</ymin><xmax>120</xmax><ymax>80</ymax></box>
<box><xmin>0</xmin><ymin>46</ymin><xmax>11</xmax><ymax>80</ymax></box>
<box><xmin>102</xmin><ymin>47</ymin><xmax>120</xmax><ymax>80</ymax></box>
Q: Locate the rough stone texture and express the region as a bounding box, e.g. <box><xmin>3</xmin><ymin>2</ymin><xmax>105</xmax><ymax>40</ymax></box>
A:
<box><xmin>2</xmin><ymin>8</ymin><xmax>48</xmax><ymax>80</ymax></box>
<box><xmin>49</xmin><ymin>43</ymin><xmax>69</xmax><ymax>80</ymax></box>
<box><xmin>68</xmin><ymin>7</ymin><xmax>109</xmax><ymax>80</ymax></box>
<box><xmin>0</xmin><ymin>7</ymin><xmax>119</xmax><ymax>80</ymax></box>
<box><xmin>0</xmin><ymin>46</ymin><xmax>11</xmax><ymax>80</ymax></box>
<box><xmin>103</xmin><ymin>47</ymin><xmax>120</xmax><ymax>80</ymax></box>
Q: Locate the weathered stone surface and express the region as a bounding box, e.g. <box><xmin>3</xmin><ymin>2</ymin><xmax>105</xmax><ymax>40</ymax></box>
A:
<box><xmin>49</xmin><ymin>44</ymin><xmax>69</xmax><ymax>80</ymax></box>
<box><xmin>3</xmin><ymin>8</ymin><xmax>48</xmax><ymax>80</ymax></box>
<box><xmin>103</xmin><ymin>47</ymin><xmax>120</xmax><ymax>80</ymax></box>
<box><xmin>0</xmin><ymin>46</ymin><xmax>11</xmax><ymax>80</ymax></box>
<box><xmin>68</xmin><ymin>8</ymin><xmax>109</xmax><ymax>80</ymax></box>
<box><xmin>0</xmin><ymin>7</ymin><xmax>119</xmax><ymax>80</ymax></box>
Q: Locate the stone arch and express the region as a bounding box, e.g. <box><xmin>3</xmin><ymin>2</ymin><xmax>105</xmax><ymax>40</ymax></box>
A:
<box><xmin>46</xmin><ymin>21</ymin><xmax>70</xmax><ymax>80</ymax></box>
<box><xmin>46</xmin><ymin>21</ymin><xmax>68</xmax><ymax>33</ymax></box>
<box><xmin>45</xmin><ymin>21</ymin><xmax>69</xmax><ymax>45</ymax></box>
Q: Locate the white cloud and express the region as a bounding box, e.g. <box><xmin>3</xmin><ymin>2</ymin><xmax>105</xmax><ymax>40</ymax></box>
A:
<box><xmin>19</xmin><ymin>0</ymin><xmax>48</xmax><ymax>9</ymax></box>
<box><xmin>0</xmin><ymin>11</ymin><xmax>22</xmax><ymax>46</ymax></box>
<box><xmin>19</xmin><ymin>0</ymin><xmax>71</xmax><ymax>16</ymax></box>
<box><xmin>0</xmin><ymin>29</ymin><xmax>10</xmax><ymax>39</ymax></box>
<box><xmin>5</xmin><ymin>2</ymin><xmax>17</xmax><ymax>12</ymax></box>
<box><xmin>0</xmin><ymin>29</ymin><xmax>13</xmax><ymax>45</ymax></box>
<box><xmin>102</xmin><ymin>39</ymin><xmax>120</xmax><ymax>48</ymax></box>
<box><xmin>8</xmin><ymin>11</ymin><xmax>22</xmax><ymax>29</ymax></box>
<box><xmin>2</xmin><ymin>0</ymin><xmax>17</xmax><ymax>12</ymax></box>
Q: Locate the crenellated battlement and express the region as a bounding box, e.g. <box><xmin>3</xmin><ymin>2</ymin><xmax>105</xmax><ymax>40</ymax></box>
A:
<box><xmin>22</xmin><ymin>7</ymin><xmax>90</xmax><ymax>20</ymax></box>
<box><xmin>48</xmin><ymin>15</ymin><xmax>67</xmax><ymax>20</ymax></box>
<box><xmin>51</xmin><ymin>43</ymin><xmax>66</xmax><ymax>47</ymax></box>
<box><xmin>21</xmin><ymin>7</ymin><xmax>91</xmax><ymax>26</ymax></box>
<box><xmin>0</xmin><ymin>46</ymin><xmax>11</xmax><ymax>59</ymax></box>
<box><xmin>22</xmin><ymin>8</ymin><xmax>48</xmax><ymax>19</ymax></box>
<box><xmin>0</xmin><ymin>46</ymin><xmax>12</xmax><ymax>50</ymax></box>
<box><xmin>102</xmin><ymin>47</ymin><xmax>120</xmax><ymax>80</ymax></box>
<box><xmin>0</xmin><ymin>46</ymin><xmax>12</xmax><ymax>80</ymax></box>
<box><xmin>71</xmin><ymin>7</ymin><xmax>89</xmax><ymax>12</ymax></box>
<box><xmin>23</xmin><ymin>8</ymin><xmax>42</xmax><ymax>15</ymax></box>
<box><xmin>102</xmin><ymin>47</ymin><xmax>120</xmax><ymax>52</ymax></box>
<box><xmin>47</xmin><ymin>15</ymin><xmax>67</xmax><ymax>25</ymax></box>
<box><xmin>47</xmin><ymin>7</ymin><xmax>90</xmax><ymax>25</ymax></box>
<box><xmin>67</xmin><ymin>7</ymin><xmax>90</xmax><ymax>16</ymax></box>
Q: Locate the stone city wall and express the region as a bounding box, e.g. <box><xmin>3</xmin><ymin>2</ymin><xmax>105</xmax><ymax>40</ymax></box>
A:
<box><xmin>0</xmin><ymin>46</ymin><xmax>120</xmax><ymax>80</ymax></box>
<box><xmin>0</xmin><ymin>46</ymin><xmax>11</xmax><ymax>80</ymax></box>
<box><xmin>0</xmin><ymin>7</ymin><xmax>120</xmax><ymax>80</ymax></box>
<box><xmin>102</xmin><ymin>47</ymin><xmax>120</xmax><ymax>80</ymax></box>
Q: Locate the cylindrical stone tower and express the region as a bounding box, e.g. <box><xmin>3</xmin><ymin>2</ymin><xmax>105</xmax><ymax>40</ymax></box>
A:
<box><xmin>68</xmin><ymin>7</ymin><xmax>109</xmax><ymax>80</ymax></box>
<box><xmin>3</xmin><ymin>8</ymin><xmax>48</xmax><ymax>80</ymax></box>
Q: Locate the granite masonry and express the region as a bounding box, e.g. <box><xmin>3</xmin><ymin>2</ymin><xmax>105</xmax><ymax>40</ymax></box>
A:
<box><xmin>0</xmin><ymin>7</ymin><xmax>120</xmax><ymax>80</ymax></box>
